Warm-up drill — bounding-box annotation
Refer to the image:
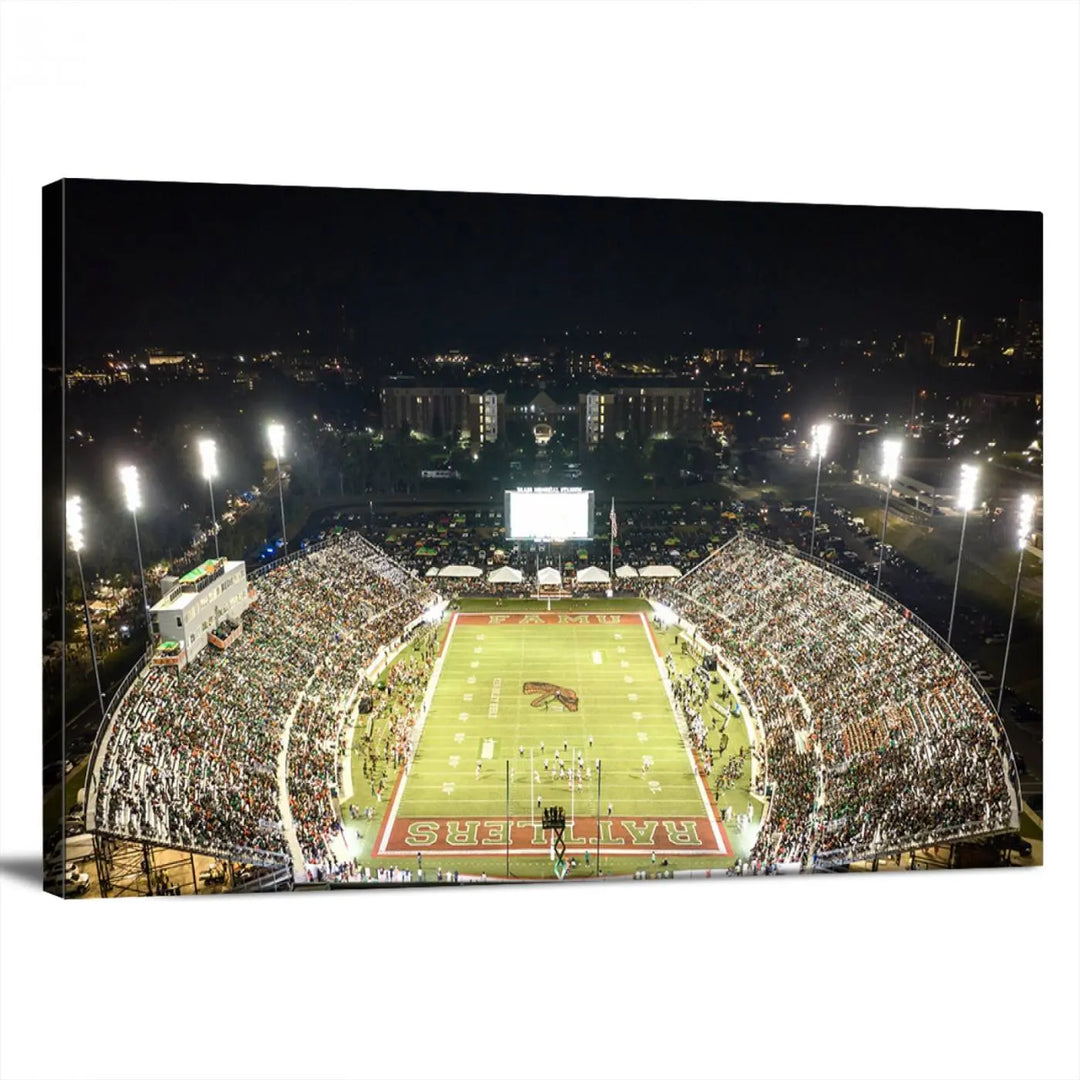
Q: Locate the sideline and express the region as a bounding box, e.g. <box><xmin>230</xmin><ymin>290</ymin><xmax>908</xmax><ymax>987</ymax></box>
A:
<box><xmin>639</xmin><ymin>611</ymin><xmax>729</xmax><ymax>856</ymax></box>
<box><xmin>374</xmin><ymin>610</ymin><xmax>459</xmax><ymax>856</ymax></box>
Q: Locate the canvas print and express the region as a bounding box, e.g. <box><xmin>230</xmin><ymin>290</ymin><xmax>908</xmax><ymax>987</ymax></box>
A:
<box><xmin>42</xmin><ymin>181</ymin><xmax>1043</xmax><ymax>897</ymax></box>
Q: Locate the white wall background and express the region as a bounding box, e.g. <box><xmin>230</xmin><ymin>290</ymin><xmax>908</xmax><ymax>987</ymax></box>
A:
<box><xmin>2</xmin><ymin>3</ymin><xmax>1078</xmax><ymax>1079</ymax></box>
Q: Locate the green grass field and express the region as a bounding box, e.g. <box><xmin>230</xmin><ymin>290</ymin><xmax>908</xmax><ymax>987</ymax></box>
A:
<box><xmin>365</xmin><ymin>607</ymin><xmax>738</xmax><ymax>877</ymax></box>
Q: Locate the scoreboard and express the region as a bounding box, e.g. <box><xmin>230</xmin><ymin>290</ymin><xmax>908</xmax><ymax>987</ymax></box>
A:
<box><xmin>504</xmin><ymin>487</ymin><xmax>594</xmax><ymax>541</ymax></box>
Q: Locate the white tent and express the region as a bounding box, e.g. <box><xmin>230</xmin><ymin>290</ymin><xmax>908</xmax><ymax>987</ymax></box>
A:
<box><xmin>638</xmin><ymin>564</ymin><xmax>681</xmax><ymax>579</ymax></box>
<box><xmin>536</xmin><ymin>566</ymin><xmax>562</xmax><ymax>586</ymax></box>
<box><xmin>487</xmin><ymin>565</ymin><xmax>523</xmax><ymax>583</ymax></box>
<box><xmin>424</xmin><ymin>566</ymin><xmax>440</xmax><ymax>577</ymax></box>
<box><xmin>576</xmin><ymin>565</ymin><xmax>611</xmax><ymax>584</ymax></box>
<box><xmin>614</xmin><ymin>565</ymin><xmax>639</xmax><ymax>578</ymax></box>
<box><xmin>438</xmin><ymin>564</ymin><xmax>483</xmax><ymax>578</ymax></box>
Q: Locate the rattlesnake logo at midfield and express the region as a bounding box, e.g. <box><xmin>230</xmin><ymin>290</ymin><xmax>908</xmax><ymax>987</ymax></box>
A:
<box><xmin>522</xmin><ymin>681</ymin><xmax>579</xmax><ymax>711</ymax></box>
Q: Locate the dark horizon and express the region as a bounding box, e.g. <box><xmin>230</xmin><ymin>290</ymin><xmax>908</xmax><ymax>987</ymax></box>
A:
<box><xmin>61</xmin><ymin>179</ymin><xmax>1042</xmax><ymax>359</ymax></box>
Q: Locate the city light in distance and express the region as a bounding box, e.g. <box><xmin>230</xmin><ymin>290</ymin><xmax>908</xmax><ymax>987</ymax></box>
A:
<box><xmin>1016</xmin><ymin>494</ymin><xmax>1036</xmax><ymax>550</ymax></box>
<box><xmin>267</xmin><ymin>422</ymin><xmax>285</xmax><ymax>460</ymax></box>
<box><xmin>118</xmin><ymin>464</ymin><xmax>141</xmax><ymax>513</ymax></box>
<box><xmin>198</xmin><ymin>438</ymin><xmax>218</xmax><ymax>481</ymax></box>
<box><xmin>957</xmin><ymin>463</ymin><xmax>979</xmax><ymax>512</ymax></box>
<box><xmin>67</xmin><ymin>495</ymin><xmax>84</xmax><ymax>552</ymax></box>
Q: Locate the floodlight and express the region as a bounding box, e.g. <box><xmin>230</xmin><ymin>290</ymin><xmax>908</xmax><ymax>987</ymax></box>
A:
<box><xmin>881</xmin><ymin>438</ymin><xmax>902</xmax><ymax>482</ymax></box>
<box><xmin>198</xmin><ymin>438</ymin><xmax>218</xmax><ymax>481</ymax></box>
<box><xmin>947</xmin><ymin>463</ymin><xmax>979</xmax><ymax>645</ymax></box>
<box><xmin>1016</xmin><ymin>494</ymin><xmax>1035</xmax><ymax>551</ymax></box>
<box><xmin>811</xmin><ymin>422</ymin><xmax>832</xmax><ymax>459</ymax></box>
<box><xmin>119</xmin><ymin>465</ymin><xmax>142</xmax><ymax>513</ymax></box>
<box><xmin>66</xmin><ymin>495</ymin><xmax>84</xmax><ymax>552</ymax></box>
<box><xmin>957</xmin><ymin>463</ymin><xmax>979</xmax><ymax>512</ymax></box>
<box><xmin>267</xmin><ymin>422</ymin><xmax>285</xmax><ymax>460</ymax></box>
<box><xmin>67</xmin><ymin>493</ymin><xmax>105</xmax><ymax>718</ymax></box>
<box><xmin>999</xmin><ymin>492</ymin><xmax>1039</xmax><ymax>714</ymax></box>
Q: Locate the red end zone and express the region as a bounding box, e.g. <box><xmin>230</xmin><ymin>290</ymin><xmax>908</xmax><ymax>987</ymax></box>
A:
<box><xmin>453</xmin><ymin>612</ymin><xmax>645</xmax><ymax>626</ymax></box>
<box><xmin>377</xmin><ymin>814</ymin><xmax>730</xmax><ymax>857</ymax></box>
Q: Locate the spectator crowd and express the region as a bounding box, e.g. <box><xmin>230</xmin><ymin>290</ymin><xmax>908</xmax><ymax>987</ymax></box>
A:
<box><xmin>88</xmin><ymin>525</ymin><xmax>1018</xmax><ymax>881</ymax></box>
<box><xmin>91</xmin><ymin>534</ymin><xmax>435</xmax><ymax>870</ymax></box>
<box><xmin>656</xmin><ymin>535</ymin><xmax>1018</xmax><ymax>868</ymax></box>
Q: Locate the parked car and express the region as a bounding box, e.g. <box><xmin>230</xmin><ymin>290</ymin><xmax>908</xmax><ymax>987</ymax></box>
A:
<box><xmin>65</xmin><ymin>869</ymin><xmax>91</xmax><ymax>895</ymax></box>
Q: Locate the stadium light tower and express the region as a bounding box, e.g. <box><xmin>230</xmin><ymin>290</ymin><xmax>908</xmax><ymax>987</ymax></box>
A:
<box><xmin>947</xmin><ymin>463</ymin><xmax>979</xmax><ymax>645</ymax></box>
<box><xmin>808</xmin><ymin>422</ymin><xmax>832</xmax><ymax>558</ymax></box>
<box><xmin>998</xmin><ymin>494</ymin><xmax>1036</xmax><ymax>714</ymax></box>
<box><xmin>118</xmin><ymin>465</ymin><xmax>151</xmax><ymax>633</ymax></box>
<box><xmin>198</xmin><ymin>438</ymin><xmax>220</xmax><ymax>558</ymax></box>
<box><xmin>67</xmin><ymin>496</ymin><xmax>105</xmax><ymax>719</ymax></box>
<box><xmin>875</xmin><ymin>438</ymin><xmax>902</xmax><ymax>590</ymax></box>
<box><xmin>267</xmin><ymin>422</ymin><xmax>288</xmax><ymax>555</ymax></box>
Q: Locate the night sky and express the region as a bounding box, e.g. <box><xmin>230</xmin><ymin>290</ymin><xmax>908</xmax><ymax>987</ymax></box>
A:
<box><xmin>62</xmin><ymin>180</ymin><xmax>1042</xmax><ymax>357</ymax></box>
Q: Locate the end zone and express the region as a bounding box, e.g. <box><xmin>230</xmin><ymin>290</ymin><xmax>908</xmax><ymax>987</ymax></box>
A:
<box><xmin>379</xmin><ymin>814</ymin><xmax>729</xmax><ymax>857</ymax></box>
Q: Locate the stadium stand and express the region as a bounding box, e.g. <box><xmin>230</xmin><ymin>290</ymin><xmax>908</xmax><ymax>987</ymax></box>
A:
<box><xmin>655</xmin><ymin>534</ymin><xmax>1020</xmax><ymax>868</ymax></box>
<box><xmin>84</xmin><ymin>524</ymin><xmax>1021</xmax><ymax>886</ymax></box>
<box><xmin>87</xmin><ymin>534</ymin><xmax>435</xmax><ymax>872</ymax></box>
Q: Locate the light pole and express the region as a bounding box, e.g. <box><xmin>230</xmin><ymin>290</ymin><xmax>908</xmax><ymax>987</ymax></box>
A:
<box><xmin>67</xmin><ymin>496</ymin><xmax>105</xmax><ymax>719</ymax></box>
<box><xmin>268</xmin><ymin>422</ymin><xmax>288</xmax><ymax>555</ymax></box>
<box><xmin>947</xmin><ymin>463</ymin><xmax>979</xmax><ymax>646</ymax></box>
<box><xmin>875</xmin><ymin>438</ymin><xmax>902</xmax><ymax>590</ymax></box>
<box><xmin>198</xmin><ymin>438</ymin><xmax>220</xmax><ymax>559</ymax></box>
<box><xmin>119</xmin><ymin>465</ymin><xmax>150</xmax><ymax>637</ymax></box>
<box><xmin>998</xmin><ymin>494</ymin><xmax>1036</xmax><ymax>715</ymax></box>
<box><xmin>808</xmin><ymin>422</ymin><xmax>831</xmax><ymax>558</ymax></box>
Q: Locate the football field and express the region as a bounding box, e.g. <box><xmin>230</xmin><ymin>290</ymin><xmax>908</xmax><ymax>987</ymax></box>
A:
<box><xmin>374</xmin><ymin>610</ymin><xmax>730</xmax><ymax>867</ymax></box>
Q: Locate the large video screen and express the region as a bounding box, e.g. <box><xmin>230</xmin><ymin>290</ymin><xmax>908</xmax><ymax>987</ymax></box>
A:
<box><xmin>505</xmin><ymin>488</ymin><xmax>594</xmax><ymax>540</ymax></box>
